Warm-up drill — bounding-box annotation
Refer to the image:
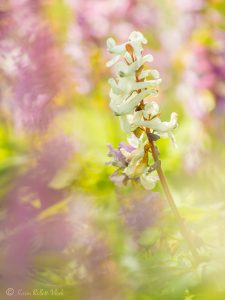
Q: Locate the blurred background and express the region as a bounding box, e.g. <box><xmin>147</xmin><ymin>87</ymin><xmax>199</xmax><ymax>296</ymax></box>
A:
<box><xmin>0</xmin><ymin>0</ymin><xmax>225</xmax><ymax>299</ymax></box>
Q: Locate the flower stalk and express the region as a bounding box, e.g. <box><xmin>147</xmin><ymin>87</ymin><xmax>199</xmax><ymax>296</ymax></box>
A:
<box><xmin>106</xmin><ymin>31</ymin><xmax>199</xmax><ymax>263</ymax></box>
<box><xmin>147</xmin><ymin>135</ymin><xmax>200</xmax><ymax>263</ymax></box>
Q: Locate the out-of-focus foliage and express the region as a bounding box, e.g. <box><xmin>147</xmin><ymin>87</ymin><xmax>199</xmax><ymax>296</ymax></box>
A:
<box><xmin>0</xmin><ymin>0</ymin><xmax>225</xmax><ymax>299</ymax></box>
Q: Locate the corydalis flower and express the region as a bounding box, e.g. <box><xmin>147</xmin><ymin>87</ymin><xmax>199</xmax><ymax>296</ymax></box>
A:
<box><xmin>120</xmin><ymin>101</ymin><xmax>178</xmax><ymax>145</ymax></box>
<box><xmin>106</xmin><ymin>31</ymin><xmax>178</xmax><ymax>190</ymax></box>
<box><xmin>107</xmin><ymin>138</ymin><xmax>159</xmax><ymax>190</ymax></box>
<box><xmin>106</xmin><ymin>142</ymin><xmax>133</xmax><ymax>187</ymax></box>
<box><xmin>106</xmin><ymin>31</ymin><xmax>177</xmax><ymax>140</ymax></box>
<box><xmin>107</xmin><ymin>31</ymin><xmax>161</xmax><ymax>116</ymax></box>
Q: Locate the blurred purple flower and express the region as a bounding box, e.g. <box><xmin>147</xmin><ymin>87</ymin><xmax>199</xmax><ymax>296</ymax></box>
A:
<box><xmin>121</xmin><ymin>192</ymin><xmax>163</xmax><ymax>236</ymax></box>
<box><xmin>68</xmin><ymin>197</ymin><xmax>113</xmax><ymax>282</ymax></box>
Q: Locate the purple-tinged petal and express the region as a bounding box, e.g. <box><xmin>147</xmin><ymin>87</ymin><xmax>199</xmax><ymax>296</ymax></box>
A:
<box><xmin>109</xmin><ymin>171</ymin><xmax>127</xmax><ymax>187</ymax></box>
<box><xmin>119</xmin><ymin>142</ymin><xmax>135</xmax><ymax>153</ymax></box>
<box><xmin>107</xmin><ymin>144</ymin><xmax>126</xmax><ymax>166</ymax></box>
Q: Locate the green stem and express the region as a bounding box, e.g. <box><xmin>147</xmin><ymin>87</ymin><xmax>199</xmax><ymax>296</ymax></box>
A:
<box><xmin>147</xmin><ymin>137</ymin><xmax>200</xmax><ymax>264</ymax></box>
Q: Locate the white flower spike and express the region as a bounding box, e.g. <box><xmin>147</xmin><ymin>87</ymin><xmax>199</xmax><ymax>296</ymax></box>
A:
<box><xmin>106</xmin><ymin>31</ymin><xmax>178</xmax><ymax>190</ymax></box>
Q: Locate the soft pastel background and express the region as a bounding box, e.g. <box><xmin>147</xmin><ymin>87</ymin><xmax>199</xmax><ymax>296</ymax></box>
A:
<box><xmin>0</xmin><ymin>0</ymin><xmax>225</xmax><ymax>299</ymax></box>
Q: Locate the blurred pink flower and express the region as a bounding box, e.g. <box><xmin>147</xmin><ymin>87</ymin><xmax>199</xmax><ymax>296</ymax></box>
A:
<box><xmin>176</xmin><ymin>0</ymin><xmax>206</xmax><ymax>42</ymax></box>
<box><xmin>1</xmin><ymin>0</ymin><xmax>70</xmax><ymax>130</ymax></box>
<box><xmin>181</xmin><ymin>41</ymin><xmax>225</xmax><ymax>119</ymax></box>
<box><xmin>1</xmin><ymin>137</ymin><xmax>75</xmax><ymax>286</ymax></box>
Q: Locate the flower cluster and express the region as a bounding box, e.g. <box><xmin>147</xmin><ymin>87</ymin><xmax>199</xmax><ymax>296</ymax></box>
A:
<box><xmin>106</xmin><ymin>32</ymin><xmax>178</xmax><ymax>190</ymax></box>
<box><xmin>107</xmin><ymin>141</ymin><xmax>159</xmax><ymax>190</ymax></box>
